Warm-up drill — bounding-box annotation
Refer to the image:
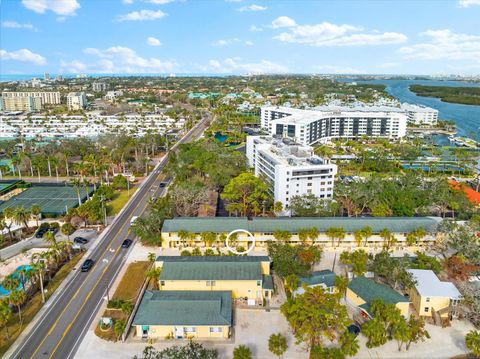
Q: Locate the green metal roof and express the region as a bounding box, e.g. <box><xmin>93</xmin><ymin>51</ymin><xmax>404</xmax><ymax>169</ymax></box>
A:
<box><xmin>348</xmin><ymin>276</ymin><xmax>409</xmax><ymax>307</ymax></box>
<box><xmin>262</xmin><ymin>275</ymin><xmax>274</xmax><ymax>290</ymax></box>
<box><xmin>162</xmin><ymin>217</ymin><xmax>441</xmax><ymax>234</ymax></box>
<box><xmin>133</xmin><ymin>290</ymin><xmax>232</xmax><ymax>326</ymax></box>
<box><xmin>156</xmin><ymin>256</ymin><xmax>270</xmax><ymax>263</ymax></box>
<box><xmin>299</xmin><ymin>270</ymin><xmax>336</xmax><ymax>288</ymax></box>
<box><xmin>159</xmin><ymin>261</ymin><xmax>262</xmax><ymax>281</ymax></box>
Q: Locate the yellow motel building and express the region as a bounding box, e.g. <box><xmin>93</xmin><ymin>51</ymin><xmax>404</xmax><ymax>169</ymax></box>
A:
<box><xmin>347</xmin><ymin>276</ymin><xmax>410</xmax><ymax>319</ymax></box>
<box><xmin>407</xmin><ymin>269</ymin><xmax>462</xmax><ymax>319</ymax></box>
<box><xmin>159</xmin><ymin>217</ymin><xmax>441</xmax><ymax>249</ymax></box>
<box><xmin>155</xmin><ymin>256</ymin><xmax>274</xmax><ymax>304</ymax></box>
<box><xmin>132</xmin><ymin>290</ymin><xmax>232</xmax><ymax>339</ymax></box>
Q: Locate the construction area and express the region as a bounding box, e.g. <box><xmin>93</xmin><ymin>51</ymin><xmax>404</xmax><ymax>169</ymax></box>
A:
<box><xmin>0</xmin><ymin>183</ymin><xmax>95</xmax><ymax>216</ymax></box>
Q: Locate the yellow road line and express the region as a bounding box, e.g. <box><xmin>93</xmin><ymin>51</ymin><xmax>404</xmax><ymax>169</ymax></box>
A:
<box><xmin>29</xmin><ymin>179</ymin><xmax>153</xmax><ymax>359</ymax></box>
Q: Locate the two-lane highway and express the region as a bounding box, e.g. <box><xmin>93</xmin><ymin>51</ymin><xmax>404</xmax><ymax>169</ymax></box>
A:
<box><xmin>8</xmin><ymin>114</ymin><xmax>211</xmax><ymax>359</ymax></box>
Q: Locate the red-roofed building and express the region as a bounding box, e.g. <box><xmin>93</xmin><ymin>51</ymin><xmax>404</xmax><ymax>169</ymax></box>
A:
<box><xmin>449</xmin><ymin>180</ymin><xmax>480</xmax><ymax>206</ymax></box>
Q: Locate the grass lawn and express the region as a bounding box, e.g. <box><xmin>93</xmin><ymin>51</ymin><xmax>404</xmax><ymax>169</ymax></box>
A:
<box><xmin>95</xmin><ymin>261</ymin><xmax>151</xmax><ymax>341</ymax></box>
<box><xmin>107</xmin><ymin>188</ymin><xmax>137</xmax><ymax>216</ymax></box>
<box><xmin>0</xmin><ymin>253</ymin><xmax>84</xmax><ymax>356</ymax></box>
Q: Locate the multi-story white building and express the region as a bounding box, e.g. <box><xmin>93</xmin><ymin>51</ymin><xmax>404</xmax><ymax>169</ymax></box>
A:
<box><xmin>0</xmin><ymin>96</ymin><xmax>42</xmax><ymax>112</ymax></box>
<box><xmin>1</xmin><ymin>91</ymin><xmax>61</xmax><ymax>105</ymax></box>
<box><xmin>261</xmin><ymin>105</ymin><xmax>407</xmax><ymax>146</ymax></box>
<box><xmin>104</xmin><ymin>90</ymin><xmax>123</xmax><ymax>101</ymax></box>
<box><xmin>400</xmin><ymin>103</ymin><xmax>438</xmax><ymax>125</ymax></box>
<box><xmin>92</xmin><ymin>82</ymin><xmax>108</xmax><ymax>92</ymax></box>
<box><xmin>246</xmin><ymin>136</ymin><xmax>337</xmax><ymax>212</ymax></box>
<box><xmin>67</xmin><ymin>92</ymin><xmax>87</xmax><ymax>110</ymax></box>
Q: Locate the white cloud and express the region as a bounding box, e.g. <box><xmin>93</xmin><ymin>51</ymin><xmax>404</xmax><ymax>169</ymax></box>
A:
<box><xmin>378</xmin><ymin>62</ymin><xmax>400</xmax><ymax>69</ymax></box>
<box><xmin>117</xmin><ymin>9</ymin><xmax>166</xmax><ymax>21</ymax></box>
<box><xmin>147</xmin><ymin>37</ymin><xmax>162</xmax><ymax>46</ymax></box>
<box><xmin>249</xmin><ymin>25</ymin><xmax>263</xmax><ymax>32</ymax></box>
<box><xmin>82</xmin><ymin>46</ymin><xmax>178</xmax><ymax>73</ymax></box>
<box><xmin>205</xmin><ymin>58</ymin><xmax>288</xmax><ymax>74</ymax></box>
<box><xmin>312</xmin><ymin>65</ymin><xmax>364</xmax><ymax>74</ymax></box>
<box><xmin>212</xmin><ymin>38</ymin><xmax>241</xmax><ymax>46</ymax></box>
<box><xmin>245</xmin><ymin>41</ymin><xmax>254</xmax><ymax>46</ymax></box>
<box><xmin>458</xmin><ymin>0</ymin><xmax>480</xmax><ymax>7</ymax></box>
<box><xmin>22</xmin><ymin>0</ymin><xmax>80</xmax><ymax>16</ymax></box>
<box><xmin>123</xmin><ymin>0</ymin><xmax>134</xmax><ymax>3</ymax></box>
<box><xmin>0</xmin><ymin>48</ymin><xmax>47</xmax><ymax>65</ymax></box>
<box><xmin>399</xmin><ymin>29</ymin><xmax>480</xmax><ymax>61</ymax></box>
<box><xmin>237</xmin><ymin>4</ymin><xmax>267</xmax><ymax>12</ymax></box>
<box><xmin>146</xmin><ymin>0</ymin><xmax>174</xmax><ymax>3</ymax></box>
<box><xmin>59</xmin><ymin>59</ymin><xmax>88</xmax><ymax>73</ymax></box>
<box><xmin>273</xmin><ymin>19</ymin><xmax>407</xmax><ymax>46</ymax></box>
<box><xmin>271</xmin><ymin>16</ymin><xmax>296</xmax><ymax>28</ymax></box>
<box><xmin>1</xmin><ymin>21</ymin><xmax>37</xmax><ymax>31</ymax></box>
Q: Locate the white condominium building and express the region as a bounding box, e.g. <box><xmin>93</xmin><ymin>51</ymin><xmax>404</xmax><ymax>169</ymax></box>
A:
<box><xmin>67</xmin><ymin>92</ymin><xmax>87</xmax><ymax>110</ymax></box>
<box><xmin>246</xmin><ymin>136</ymin><xmax>337</xmax><ymax>211</ymax></box>
<box><xmin>1</xmin><ymin>96</ymin><xmax>42</xmax><ymax>112</ymax></box>
<box><xmin>400</xmin><ymin>103</ymin><xmax>438</xmax><ymax>125</ymax></box>
<box><xmin>261</xmin><ymin>105</ymin><xmax>407</xmax><ymax>146</ymax></box>
<box><xmin>1</xmin><ymin>91</ymin><xmax>61</xmax><ymax>105</ymax></box>
<box><xmin>92</xmin><ymin>82</ymin><xmax>108</xmax><ymax>92</ymax></box>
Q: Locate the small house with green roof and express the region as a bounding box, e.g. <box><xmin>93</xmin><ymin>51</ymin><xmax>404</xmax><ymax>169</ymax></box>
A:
<box><xmin>155</xmin><ymin>256</ymin><xmax>273</xmax><ymax>305</ymax></box>
<box><xmin>293</xmin><ymin>270</ymin><xmax>337</xmax><ymax>296</ymax></box>
<box><xmin>346</xmin><ymin>276</ymin><xmax>410</xmax><ymax>318</ymax></box>
<box><xmin>132</xmin><ymin>290</ymin><xmax>232</xmax><ymax>339</ymax></box>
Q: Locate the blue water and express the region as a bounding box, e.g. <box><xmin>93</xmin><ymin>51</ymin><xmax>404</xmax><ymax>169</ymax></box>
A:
<box><xmin>214</xmin><ymin>132</ymin><xmax>228</xmax><ymax>143</ymax></box>
<box><xmin>0</xmin><ymin>265</ymin><xmax>33</xmax><ymax>296</ymax></box>
<box><xmin>338</xmin><ymin>79</ymin><xmax>480</xmax><ymax>140</ymax></box>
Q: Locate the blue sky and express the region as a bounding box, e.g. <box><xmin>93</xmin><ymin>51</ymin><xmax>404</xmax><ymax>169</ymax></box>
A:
<box><xmin>1</xmin><ymin>0</ymin><xmax>480</xmax><ymax>75</ymax></box>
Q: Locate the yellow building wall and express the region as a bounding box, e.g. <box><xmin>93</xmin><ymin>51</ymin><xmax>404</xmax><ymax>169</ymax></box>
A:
<box><xmin>346</xmin><ymin>288</ymin><xmax>366</xmax><ymax>307</ymax></box>
<box><xmin>408</xmin><ymin>288</ymin><xmax>451</xmax><ymax>318</ymax></box>
<box><xmin>159</xmin><ymin>279</ymin><xmax>264</xmax><ymax>299</ymax></box>
<box><xmin>395</xmin><ymin>302</ymin><xmax>410</xmax><ymax>317</ymax></box>
<box><xmin>135</xmin><ymin>325</ymin><xmax>229</xmax><ymax>339</ymax></box>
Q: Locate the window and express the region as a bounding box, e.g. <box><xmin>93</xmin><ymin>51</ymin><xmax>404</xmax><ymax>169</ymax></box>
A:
<box><xmin>210</xmin><ymin>327</ymin><xmax>222</xmax><ymax>333</ymax></box>
<box><xmin>257</xmin><ymin>280</ymin><xmax>261</xmax><ymax>286</ymax></box>
<box><xmin>211</xmin><ymin>280</ymin><xmax>216</xmax><ymax>286</ymax></box>
<box><xmin>424</xmin><ymin>307</ymin><xmax>429</xmax><ymax>313</ymax></box>
<box><xmin>426</xmin><ymin>297</ymin><xmax>430</xmax><ymax>303</ymax></box>
<box><xmin>184</xmin><ymin>327</ymin><xmax>196</xmax><ymax>333</ymax></box>
<box><xmin>206</xmin><ymin>281</ymin><xmax>211</xmax><ymax>286</ymax></box>
<box><xmin>160</xmin><ymin>281</ymin><xmax>165</xmax><ymax>286</ymax></box>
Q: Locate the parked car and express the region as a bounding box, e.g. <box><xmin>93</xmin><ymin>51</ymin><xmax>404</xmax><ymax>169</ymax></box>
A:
<box><xmin>35</xmin><ymin>228</ymin><xmax>48</xmax><ymax>238</ymax></box>
<box><xmin>347</xmin><ymin>324</ymin><xmax>361</xmax><ymax>336</ymax></box>
<box><xmin>81</xmin><ymin>259</ymin><xmax>94</xmax><ymax>272</ymax></box>
<box><xmin>74</xmin><ymin>237</ymin><xmax>88</xmax><ymax>245</ymax></box>
<box><xmin>130</xmin><ymin>216</ymin><xmax>138</xmax><ymax>225</ymax></box>
<box><xmin>47</xmin><ymin>227</ymin><xmax>59</xmax><ymax>235</ymax></box>
<box><xmin>159</xmin><ymin>182</ymin><xmax>168</xmax><ymax>188</ymax></box>
<box><xmin>121</xmin><ymin>239</ymin><xmax>133</xmax><ymax>248</ymax></box>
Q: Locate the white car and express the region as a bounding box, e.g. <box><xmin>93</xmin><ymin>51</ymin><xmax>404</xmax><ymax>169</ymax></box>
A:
<box><xmin>130</xmin><ymin>216</ymin><xmax>138</xmax><ymax>225</ymax></box>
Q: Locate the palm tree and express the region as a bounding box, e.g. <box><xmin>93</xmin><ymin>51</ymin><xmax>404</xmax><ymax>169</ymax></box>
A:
<box><xmin>2</xmin><ymin>208</ymin><xmax>15</xmax><ymax>241</ymax></box>
<box><xmin>9</xmin><ymin>290</ymin><xmax>26</xmax><ymax>324</ymax></box>
<box><xmin>233</xmin><ymin>345</ymin><xmax>253</xmax><ymax>359</ymax></box>
<box><xmin>147</xmin><ymin>252</ymin><xmax>156</xmax><ymax>263</ymax></box>
<box><xmin>354</xmin><ymin>229</ymin><xmax>363</xmax><ymax>247</ymax></box>
<box><xmin>71</xmin><ymin>178</ymin><xmax>82</xmax><ymax>206</ymax></box>
<box><xmin>146</xmin><ymin>268</ymin><xmax>161</xmax><ymax>289</ymax></box>
<box><xmin>2</xmin><ymin>275</ymin><xmax>19</xmax><ymax>294</ymax></box>
<box><xmin>12</xmin><ymin>206</ymin><xmax>31</xmax><ymax>230</ymax></box>
<box><xmin>31</xmin><ymin>204</ymin><xmax>41</xmax><ymax>227</ymax></box>
<box><xmin>339</xmin><ymin>331</ymin><xmax>360</xmax><ymax>356</ymax></box>
<box><xmin>325</xmin><ymin>227</ymin><xmax>346</xmax><ymax>248</ymax></box>
<box><xmin>31</xmin><ymin>255</ymin><xmax>46</xmax><ymax>303</ymax></box>
<box><xmin>362</xmin><ymin>226</ymin><xmax>373</xmax><ymax>247</ymax></box>
<box><xmin>334</xmin><ymin>275</ymin><xmax>349</xmax><ymax>300</ymax></box>
<box><xmin>0</xmin><ymin>299</ymin><xmax>13</xmax><ymax>340</ymax></box>
<box><xmin>380</xmin><ymin>228</ymin><xmax>396</xmax><ymax>250</ymax></box>
<box><xmin>44</xmin><ymin>230</ymin><xmax>57</xmax><ymax>246</ymax></box>
<box><xmin>466</xmin><ymin>330</ymin><xmax>480</xmax><ymax>357</ymax></box>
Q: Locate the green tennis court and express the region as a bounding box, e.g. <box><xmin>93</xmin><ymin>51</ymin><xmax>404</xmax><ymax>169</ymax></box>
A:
<box><xmin>0</xmin><ymin>185</ymin><xmax>95</xmax><ymax>216</ymax></box>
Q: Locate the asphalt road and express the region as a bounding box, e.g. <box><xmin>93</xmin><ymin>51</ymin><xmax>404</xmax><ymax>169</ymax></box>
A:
<box><xmin>8</xmin><ymin>114</ymin><xmax>211</xmax><ymax>359</ymax></box>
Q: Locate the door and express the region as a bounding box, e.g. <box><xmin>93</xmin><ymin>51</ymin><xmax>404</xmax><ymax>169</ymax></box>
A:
<box><xmin>175</xmin><ymin>327</ymin><xmax>183</xmax><ymax>339</ymax></box>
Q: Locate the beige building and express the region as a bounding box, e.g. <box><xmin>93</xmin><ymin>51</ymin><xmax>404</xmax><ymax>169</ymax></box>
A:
<box><xmin>407</xmin><ymin>269</ymin><xmax>462</xmax><ymax>320</ymax></box>
<box><xmin>1</xmin><ymin>96</ymin><xmax>42</xmax><ymax>111</ymax></box>
<box><xmin>67</xmin><ymin>92</ymin><xmax>87</xmax><ymax>110</ymax></box>
<box><xmin>155</xmin><ymin>256</ymin><xmax>273</xmax><ymax>304</ymax></box>
<box><xmin>2</xmin><ymin>91</ymin><xmax>61</xmax><ymax>105</ymax></box>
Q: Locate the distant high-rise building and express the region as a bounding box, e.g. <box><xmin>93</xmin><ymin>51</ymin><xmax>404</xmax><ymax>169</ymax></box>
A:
<box><xmin>56</xmin><ymin>75</ymin><xmax>64</xmax><ymax>81</ymax></box>
<box><xmin>44</xmin><ymin>72</ymin><xmax>50</xmax><ymax>81</ymax></box>
<box><xmin>67</xmin><ymin>92</ymin><xmax>87</xmax><ymax>110</ymax></box>
<box><xmin>1</xmin><ymin>96</ymin><xmax>42</xmax><ymax>112</ymax></box>
<box><xmin>1</xmin><ymin>91</ymin><xmax>61</xmax><ymax>105</ymax></box>
<box><xmin>92</xmin><ymin>82</ymin><xmax>108</xmax><ymax>92</ymax></box>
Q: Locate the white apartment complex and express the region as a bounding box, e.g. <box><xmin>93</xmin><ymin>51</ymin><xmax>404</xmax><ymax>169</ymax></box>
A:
<box><xmin>246</xmin><ymin>136</ymin><xmax>337</xmax><ymax>212</ymax></box>
<box><xmin>92</xmin><ymin>82</ymin><xmax>108</xmax><ymax>92</ymax></box>
<box><xmin>0</xmin><ymin>96</ymin><xmax>42</xmax><ymax>112</ymax></box>
<box><xmin>1</xmin><ymin>91</ymin><xmax>61</xmax><ymax>105</ymax></box>
<box><xmin>261</xmin><ymin>105</ymin><xmax>407</xmax><ymax>146</ymax></box>
<box><xmin>67</xmin><ymin>92</ymin><xmax>87</xmax><ymax>110</ymax></box>
<box><xmin>0</xmin><ymin>112</ymin><xmax>185</xmax><ymax>139</ymax></box>
<box><xmin>400</xmin><ymin>103</ymin><xmax>438</xmax><ymax>125</ymax></box>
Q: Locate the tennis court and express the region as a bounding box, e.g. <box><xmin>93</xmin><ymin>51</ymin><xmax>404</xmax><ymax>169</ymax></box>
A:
<box><xmin>0</xmin><ymin>185</ymin><xmax>95</xmax><ymax>216</ymax></box>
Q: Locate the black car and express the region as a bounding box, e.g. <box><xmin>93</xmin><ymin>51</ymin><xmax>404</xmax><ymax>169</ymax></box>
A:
<box><xmin>35</xmin><ymin>228</ymin><xmax>48</xmax><ymax>238</ymax></box>
<box><xmin>47</xmin><ymin>227</ymin><xmax>59</xmax><ymax>235</ymax></box>
<box><xmin>121</xmin><ymin>239</ymin><xmax>133</xmax><ymax>248</ymax></box>
<box><xmin>81</xmin><ymin>259</ymin><xmax>94</xmax><ymax>272</ymax></box>
<box><xmin>74</xmin><ymin>237</ymin><xmax>88</xmax><ymax>245</ymax></box>
<box><xmin>347</xmin><ymin>324</ymin><xmax>361</xmax><ymax>336</ymax></box>
<box><xmin>159</xmin><ymin>182</ymin><xmax>168</xmax><ymax>188</ymax></box>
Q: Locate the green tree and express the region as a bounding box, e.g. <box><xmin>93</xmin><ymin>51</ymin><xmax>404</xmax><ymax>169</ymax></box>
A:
<box><xmin>31</xmin><ymin>204</ymin><xmax>41</xmax><ymax>227</ymax></box>
<box><xmin>284</xmin><ymin>274</ymin><xmax>299</xmax><ymax>297</ymax></box>
<box><xmin>405</xmin><ymin>317</ymin><xmax>429</xmax><ymax>350</ymax></box>
<box><xmin>334</xmin><ymin>275</ymin><xmax>349</xmax><ymax>300</ymax></box>
<box><xmin>339</xmin><ymin>331</ymin><xmax>359</xmax><ymax>357</ymax></box>
<box><xmin>0</xmin><ymin>299</ymin><xmax>12</xmax><ymax>340</ymax></box>
<box><xmin>114</xmin><ymin>319</ymin><xmax>126</xmax><ymax>339</ymax></box>
<box><xmin>222</xmin><ymin>172</ymin><xmax>270</xmax><ymax>216</ymax></box>
<box><xmin>340</xmin><ymin>250</ymin><xmax>369</xmax><ymax>277</ymax></box>
<box><xmin>273</xmin><ymin>230</ymin><xmax>292</xmax><ymax>243</ymax></box>
<box><xmin>362</xmin><ymin>317</ymin><xmax>387</xmax><ymax>348</ymax></box>
<box><xmin>466</xmin><ymin>330</ymin><xmax>480</xmax><ymax>357</ymax></box>
<box><xmin>12</xmin><ymin>206</ymin><xmax>31</xmax><ymax>230</ymax></box>
<box><xmin>133</xmin><ymin>341</ymin><xmax>218</xmax><ymax>359</ymax></box>
<box><xmin>233</xmin><ymin>345</ymin><xmax>252</xmax><ymax>359</ymax></box>
<box><xmin>326</xmin><ymin>227</ymin><xmax>346</xmax><ymax>247</ymax></box>
<box><xmin>61</xmin><ymin>222</ymin><xmax>75</xmax><ymax>240</ymax></box>
<box><xmin>44</xmin><ymin>230</ymin><xmax>57</xmax><ymax>246</ymax></box>
<box><xmin>281</xmin><ymin>285</ymin><xmax>349</xmax><ymax>348</ymax></box>
<box><xmin>9</xmin><ymin>289</ymin><xmax>26</xmax><ymax>324</ymax></box>
<box><xmin>268</xmin><ymin>333</ymin><xmax>288</xmax><ymax>358</ymax></box>
<box><xmin>112</xmin><ymin>175</ymin><xmax>129</xmax><ymax>190</ymax></box>
<box><xmin>147</xmin><ymin>252</ymin><xmax>156</xmax><ymax>263</ymax></box>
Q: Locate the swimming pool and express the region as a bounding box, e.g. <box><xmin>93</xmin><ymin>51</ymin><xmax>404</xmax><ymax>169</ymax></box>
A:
<box><xmin>0</xmin><ymin>265</ymin><xmax>33</xmax><ymax>296</ymax></box>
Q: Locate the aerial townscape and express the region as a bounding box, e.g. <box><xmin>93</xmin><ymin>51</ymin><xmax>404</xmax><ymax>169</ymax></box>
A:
<box><xmin>0</xmin><ymin>1</ymin><xmax>480</xmax><ymax>359</ymax></box>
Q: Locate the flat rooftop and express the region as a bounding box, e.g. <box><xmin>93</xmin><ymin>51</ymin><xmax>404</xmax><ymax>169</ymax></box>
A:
<box><xmin>408</xmin><ymin>269</ymin><xmax>462</xmax><ymax>299</ymax></box>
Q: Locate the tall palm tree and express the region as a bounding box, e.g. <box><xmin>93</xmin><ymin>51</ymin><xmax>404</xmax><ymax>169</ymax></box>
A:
<box><xmin>31</xmin><ymin>254</ymin><xmax>46</xmax><ymax>303</ymax></box>
<box><xmin>12</xmin><ymin>206</ymin><xmax>31</xmax><ymax>230</ymax></box>
<box><xmin>2</xmin><ymin>275</ymin><xmax>20</xmax><ymax>294</ymax></box>
<box><xmin>362</xmin><ymin>226</ymin><xmax>373</xmax><ymax>247</ymax></box>
<box><xmin>9</xmin><ymin>289</ymin><xmax>26</xmax><ymax>324</ymax></box>
<box><xmin>31</xmin><ymin>204</ymin><xmax>41</xmax><ymax>227</ymax></box>
<box><xmin>0</xmin><ymin>298</ymin><xmax>13</xmax><ymax>340</ymax></box>
<box><xmin>70</xmin><ymin>178</ymin><xmax>82</xmax><ymax>206</ymax></box>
